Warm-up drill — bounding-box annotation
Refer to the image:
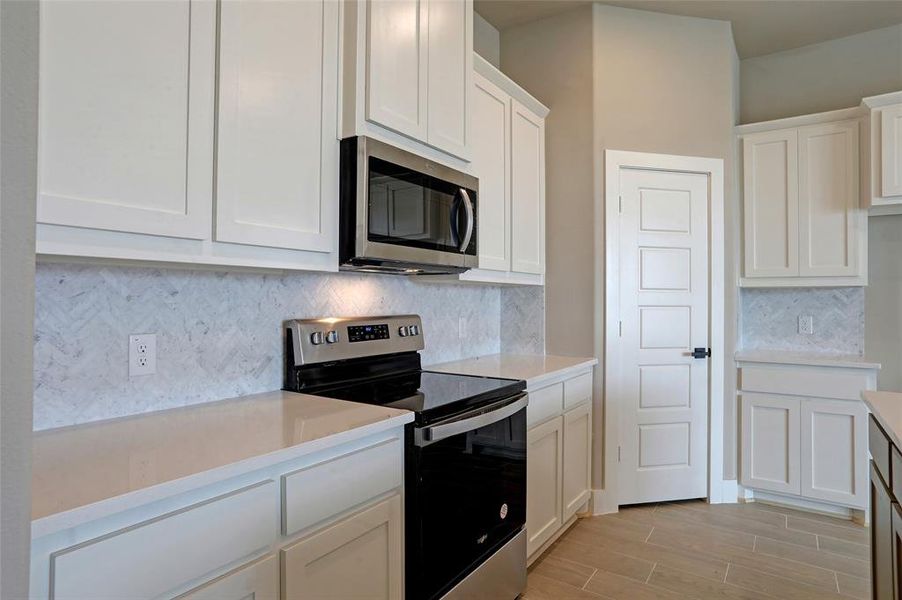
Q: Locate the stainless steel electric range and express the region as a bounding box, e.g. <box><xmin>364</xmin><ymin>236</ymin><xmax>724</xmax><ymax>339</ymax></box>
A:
<box><xmin>284</xmin><ymin>315</ymin><xmax>527</xmax><ymax>600</ymax></box>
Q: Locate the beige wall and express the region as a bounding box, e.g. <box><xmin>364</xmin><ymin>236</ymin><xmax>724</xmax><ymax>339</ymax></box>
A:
<box><xmin>1</xmin><ymin>0</ymin><xmax>38</xmax><ymax>595</ymax></box>
<box><xmin>474</xmin><ymin>12</ymin><xmax>501</xmax><ymax>68</ymax></box>
<box><xmin>502</xmin><ymin>3</ymin><xmax>739</xmax><ymax>489</ymax></box>
<box><xmin>741</xmin><ymin>24</ymin><xmax>902</xmax><ymax>123</ymax></box>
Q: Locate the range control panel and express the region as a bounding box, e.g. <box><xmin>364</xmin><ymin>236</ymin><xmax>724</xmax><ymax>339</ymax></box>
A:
<box><xmin>286</xmin><ymin>315</ymin><xmax>424</xmax><ymax>366</ymax></box>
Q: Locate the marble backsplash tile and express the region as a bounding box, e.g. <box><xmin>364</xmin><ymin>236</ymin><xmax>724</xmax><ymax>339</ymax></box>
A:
<box><xmin>501</xmin><ymin>286</ymin><xmax>545</xmax><ymax>355</ymax></box>
<box><xmin>34</xmin><ymin>263</ymin><xmax>543</xmax><ymax>430</ymax></box>
<box><xmin>740</xmin><ymin>287</ymin><xmax>865</xmax><ymax>355</ymax></box>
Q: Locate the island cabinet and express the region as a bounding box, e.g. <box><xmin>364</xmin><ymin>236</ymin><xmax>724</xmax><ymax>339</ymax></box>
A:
<box><xmin>30</xmin><ymin>430</ymin><xmax>405</xmax><ymax>600</ymax></box>
<box><xmin>526</xmin><ymin>370</ymin><xmax>593</xmax><ymax>561</ymax></box>
<box><xmin>869</xmin><ymin>414</ymin><xmax>902</xmax><ymax>600</ymax></box>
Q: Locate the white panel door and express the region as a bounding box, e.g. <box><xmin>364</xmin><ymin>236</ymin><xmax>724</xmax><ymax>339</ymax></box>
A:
<box><xmin>281</xmin><ymin>495</ymin><xmax>403</xmax><ymax>600</ymax></box>
<box><xmin>526</xmin><ymin>415</ymin><xmax>562</xmax><ymax>556</ymax></box>
<box><xmin>801</xmin><ymin>399</ymin><xmax>868</xmax><ymax>508</ymax></box>
<box><xmin>562</xmin><ymin>403</ymin><xmax>592</xmax><ymax>521</ymax></box>
<box><xmin>510</xmin><ymin>99</ymin><xmax>546</xmax><ymax>275</ymax></box>
<box><xmin>798</xmin><ymin>120</ymin><xmax>860</xmax><ymax>277</ymax></box>
<box><xmin>881</xmin><ymin>104</ymin><xmax>902</xmax><ymax>197</ymax></box>
<box><xmin>618</xmin><ymin>169</ymin><xmax>709</xmax><ymax>505</ymax></box>
<box><xmin>215</xmin><ymin>0</ymin><xmax>338</xmax><ymax>252</ymax></box>
<box><xmin>426</xmin><ymin>0</ymin><xmax>472</xmax><ymax>159</ymax></box>
<box><xmin>471</xmin><ymin>72</ymin><xmax>510</xmax><ymax>272</ymax></box>
<box><xmin>37</xmin><ymin>0</ymin><xmax>215</xmax><ymax>239</ymax></box>
<box><xmin>742</xmin><ymin>129</ymin><xmax>799</xmax><ymax>278</ymax></box>
<box><xmin>366</xmin><ymin>0</ymin><xmax>428</xmax><ymax>140</ymax></box>
<box><xmin>177</xmin><ymin>555</ymin><xmax>278</xmax><ymax>600</ymax></box>
<box><xmin>740</xmin><ymin>393</ymin><xmax>801</xmax><ymax>495</ymax></box>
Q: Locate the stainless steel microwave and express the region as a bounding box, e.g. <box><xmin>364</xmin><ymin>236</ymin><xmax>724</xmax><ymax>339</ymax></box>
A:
<box><xmin>339</xmin><ymin>136</ymin><xmax>478</xmax><ymax>275</ymax></box>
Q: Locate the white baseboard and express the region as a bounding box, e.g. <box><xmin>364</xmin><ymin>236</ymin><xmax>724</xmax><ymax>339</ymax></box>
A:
<box><xmin>740</xmin><ymin>488</ymin><xmax>858</xmax><ymax>520</ymax></box>
<box><xmin>591</xmin><ymin>489</ymin><xmax>618</xmax><ymax>515</ymax></box>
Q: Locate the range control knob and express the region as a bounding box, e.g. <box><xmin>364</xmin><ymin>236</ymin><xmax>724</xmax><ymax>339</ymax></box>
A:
<box><xmin>398</xmin><ymin>326</ymin><xmax>410</xmax><ymax>337</ymax></box>
<box><xmin>325</xmin><ymin>330</ymin><xmax>339</xmax><ymax>344</ymax></box>
<box><xmin>410</xmin><ymin>325</ymin><xmax>420</xmax><ymax>336</ymax></box>
<box><xmin>310</xmin><ymin>331</ymin><xmax>325</xmax><ymax>345</ymax></box>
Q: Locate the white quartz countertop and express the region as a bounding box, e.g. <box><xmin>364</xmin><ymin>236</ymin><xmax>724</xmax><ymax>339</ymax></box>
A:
<box><xmin>428</xmin><ymin>354</ymin><xmax>597</xmax><ymax>388</ymax></box>
<box><xmin>735</xmin><ymin>350</ymin><xmax>881</xmax><ymax>370</ymax></box>
<box><xmin>31</xmin><ymin>391</ymin><xmax>412</xmax><ymax>537</ymax></box>
<box><xmin>862</xmin><ymin>391</ymin><xmax>902</xmax><ymax>449</ymax></box>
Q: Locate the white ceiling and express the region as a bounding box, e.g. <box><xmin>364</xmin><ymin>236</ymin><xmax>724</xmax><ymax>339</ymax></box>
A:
<box><xmin>474</xmin><ymin>0</ymin><xmax>902</xmax><ymax>58</ymax></box>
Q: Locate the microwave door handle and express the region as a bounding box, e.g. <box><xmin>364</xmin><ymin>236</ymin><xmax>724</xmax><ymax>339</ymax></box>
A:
<box><xmin>414</xmin><ymin>393</ymin><xmax>527</xmax><ymax>447</ymax></box>
<box><xmin>459</xmin><ymin>189</ymin><xmax>474</xmax><ymax>252</ymax></box>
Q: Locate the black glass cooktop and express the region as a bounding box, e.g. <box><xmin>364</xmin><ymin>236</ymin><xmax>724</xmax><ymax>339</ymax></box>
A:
<box><xmin>308</xmin><ymin>370</ymin><xmax>525</xmax><ymax>425</ymax></box>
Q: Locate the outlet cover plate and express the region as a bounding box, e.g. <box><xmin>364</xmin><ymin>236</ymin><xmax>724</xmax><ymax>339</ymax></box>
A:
<box><xmin>129</xmin><ymin>333</ymin><xmax>157</xmax><ymax>377</ymax></box>
<box><xmin>798</xmin><ymin>315</ymin><xmax>814</xmax><ymax>335</ymax></box>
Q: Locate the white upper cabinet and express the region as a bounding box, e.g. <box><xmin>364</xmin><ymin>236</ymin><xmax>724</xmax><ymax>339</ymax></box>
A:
<box><xmin>510</xmin><ymin>99</ymin><xmax>546</xmax><ymax>276</ymax></box>
<box><xmin>742</xmin><ymin>129</ymin><xmax>799</xmax><ymax>278</ymax></box>
<box><xmin>37</xmin><ymin>0</ymin><xmax>216</xmax><ymax>239</ymax></box>
<box><xmin>460</xmin><ymin>55</ymin><xmax>548</xmax><ymax>286</ymax></box>
<box><xmin>365</xmin><ymin>0</ymin><xmax>428</xmax><ymax>140</ymax></box>
<box><xmin>863</xmin><ymin>92</ymin><xmax>902</xmax><ymax>210</ymax></box>
<box><xmin>470</xmin><ymin>72</ymin><xmax>510</xmax><ymax>272</ymax></box>
<box><xmin>36</xmin><ymin>0</ymin><xmax>339</xmax><ymax>272</ymax></box>
<box><xmin>739</xmin><ymin>114</ymin><xmax>866</xmax><ymax>287</ymax></box>
<box><xmin>798</xmin><ymin>121</ymin><xmax>859</xmax><ymax>277</ymax></box>
<box><xmin>215</xmin><ymin>0</ymin><xmax>338</xmax><ymax>252</ymax></box>
<box><xmin>345</xmin><ymin>0</ymin><xmax>473</xmax><ymax>161</ymax></box>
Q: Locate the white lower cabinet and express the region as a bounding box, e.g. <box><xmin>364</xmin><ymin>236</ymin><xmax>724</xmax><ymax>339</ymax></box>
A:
<box><xmin>526</xmin><ymin>415</ymin><xmax>563</xmax><ymax>556</ymax></box>
<box><xmin>178</xmin><ymin>555</ymin><xmax>279</xmax><ymax>600</ymax></box>
<box><xmin>526</xmin><ymin>370</ymin><xmax>593</xmax><ymax>560</ymax></box>
<box><xmin>282</xmin><ymin>494</ymin><xmax>403</xmax><ymax>600</ymax></box>
<box><xmin>738</xmin><ymin>361</ymin><xmax>876</xmax><ymax>510</ymax></box>
<box><xmin>30</xmin><ymin>431</ymin><xmax>405</xmax><ymax>600</ymax></box>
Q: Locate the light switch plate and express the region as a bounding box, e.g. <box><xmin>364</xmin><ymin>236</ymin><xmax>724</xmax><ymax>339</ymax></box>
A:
<box><xmin>129</xmin><ymin>334</ymin><xmax>157</xmax><ymax>376</ymax></box>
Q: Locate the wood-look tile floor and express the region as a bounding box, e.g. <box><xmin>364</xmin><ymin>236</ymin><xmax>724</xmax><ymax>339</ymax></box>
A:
<box><xmin>525</xmin><ymin>500</ymin><xmax>870</xmax><ymax>600</ymax></box>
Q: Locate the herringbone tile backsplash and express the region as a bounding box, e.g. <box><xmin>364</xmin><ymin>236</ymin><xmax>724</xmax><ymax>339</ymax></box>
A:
<box><xmin>34</xmin><ymin>263</ymin><xmax>544</xmax><ymax>430</ymax></box>
<box><xmin>740</xmin><ymin>287</ymin><xmax>865</xmax><ymax>355</ymax></box>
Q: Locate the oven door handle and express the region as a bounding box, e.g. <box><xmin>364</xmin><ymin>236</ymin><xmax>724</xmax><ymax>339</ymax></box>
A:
<box><xmin>414</xmin><ymin>393</ymin><xmax>528</xmax><ymax>447</ymax></box>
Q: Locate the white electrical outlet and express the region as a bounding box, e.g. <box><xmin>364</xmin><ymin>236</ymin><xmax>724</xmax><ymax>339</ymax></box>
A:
<box><xmin>798</xmin><ymin>315</ymin><xmax>814</xmax><ymax>335</ymax></box>
<box><xmin>129</xmin><ymin>334</ymin><xmax>157</xmax><ymax>376</ymax></box>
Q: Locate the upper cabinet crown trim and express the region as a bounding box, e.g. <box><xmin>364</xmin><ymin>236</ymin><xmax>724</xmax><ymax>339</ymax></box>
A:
<box><xmin>474</xmin><ymin>53</ymin><xmax>549</xmax><ymax>119</ymax></box>
<box><xmin>735</xmin><ymin>105</ymin><xmax>865</xmax><ymax>136</ymax></box>
<box><xmin>862</xmin><ymin>90</ymin><xmax>902</xmax><ymax>109</ymax></box>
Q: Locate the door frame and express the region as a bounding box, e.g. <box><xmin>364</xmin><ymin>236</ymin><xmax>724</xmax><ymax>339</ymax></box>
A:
<box><xmin>602</xmin><ymin>150</ymin><xmax>728</xmax><ymax>510</ymax></box>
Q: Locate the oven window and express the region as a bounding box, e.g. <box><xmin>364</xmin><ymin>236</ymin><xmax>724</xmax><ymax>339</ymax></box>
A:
<box><xmin>368</xmin><ymin>157</ymin><xmax>476</xmax><ymax>255</ymax></box>
<box><xmin>408</xmin><ymin>407</ymin><xmax>526</xmax><ymax>600</ymax></box>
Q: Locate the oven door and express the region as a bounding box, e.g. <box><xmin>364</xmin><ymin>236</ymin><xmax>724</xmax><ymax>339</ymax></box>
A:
<box><xmin>407</xmin><ymin>393</ymin><xmax>527</xmax><ymax>600</ymax></box>
<box><xmin>341</xmin><ymin>136</ymin><xmax>479</xmax><ymax>273</ymax></box>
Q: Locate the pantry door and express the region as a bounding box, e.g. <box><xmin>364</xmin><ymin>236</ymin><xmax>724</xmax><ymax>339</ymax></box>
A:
<box><xmin>615</xmin><ymin>166</ymin><xmax>711</xmax><ymax>505</ymax></box>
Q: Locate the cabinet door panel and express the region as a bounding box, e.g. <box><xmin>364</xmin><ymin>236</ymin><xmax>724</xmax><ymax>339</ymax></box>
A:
<box><xmin>426</xmin><ymin>0</ymin><xmax>471</xmax><ymax>159</ymax></box>
<box><xmin>742</xmin><ymin>129</ymin><xmax>799</xmax><ymax>278</ymax></box>
<box><xmin>37</xmin><ymin>0</ymin><xmax>215</xmax><ymax>239</ymax></box>
<box><xmin>281</xmin><ymin>495</ymin><xmax>402</xmax><ymax>600</ymax></box>
<box><xmin>800</xmin><ymin>399</ymin><xmax>867</xmax><ymax>508</ymax></box>
<box><xmin>471</xmin><ymin>73</ymin><xmax>510</xmax><ymax>272</ymax></box>
<box><xmin>365</xmin><ymin>0</ymin><xmax>427</xmax><ymax>139</ymax></box>
<box><xmin>177</xmin><ymin>555</ymin><xmax>278</xmax><ymax>600</ymax></box>
<box><xmin>740</xmin><ymin>393</ymin><xmax>801</xmax><ymax>495</ymax></box>
<box><xmin>798</xmin><ymin>121</ymin><xmax>860</xmax><ymax>277</ymax></box>
<box><xmin>562</xmin><ymin>404</ymin><xmax>592</xmax><ymax>522</ymax></box>
<box><xmin>215</xmin><ymin>0</ymin><xmax>337</xmax><ymax>252</ymax></box>
<box><xmin>892</xmin><ymin>501</ymin><xmax>902</xmax><ymax>600</ymax></box>
<box><xmin>881</xmin><ymin>104</ymin><xmax>902</xmax><ymax>198</ymax></box>
<box><xmin>527</xmin><ymin>416</ymin><xmax>563</xmax><ymax>556</ymax></box>
<box><xmin>510</xmin><ymin>100</ymin><xmax>545</xmax><ymax>275</ymax></box>
<box><xmin>871</xmin><ymin>462</ymin><xmax>894</xmax><ymax>600</ymax></box>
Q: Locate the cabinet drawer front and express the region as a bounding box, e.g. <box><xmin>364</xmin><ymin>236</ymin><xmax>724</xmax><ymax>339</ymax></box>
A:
<box><xmin>51</xmin><ymin>480</ymin><xmax>277</xmax><ymax>600</ymax></box>
<box><xmin>282</xmin><ymin>437</ymin><xmax>402</xmax><ymax>536</ymax></box>
<box><xmin>527</xmin><ymin>383</ymin><xmax>563</xmax><ymax>428</ymax></box>
<box><xmin>563</xmin><ymin>373</ymin><xmax>592</xmax><ymax>411</ymax></box>
<box><xmin>870</xmin><ymin>414</ymin><xmax>892</xmax><ymax>487</ymax></box>
<box><xmin>740</xmin><ymin>365</ymin><xmax>871</xmax><ymax>401</ymax></box>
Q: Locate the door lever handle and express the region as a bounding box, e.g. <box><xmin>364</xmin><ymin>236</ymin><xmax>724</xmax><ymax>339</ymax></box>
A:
<box><xmin>692</xmin><ymin>347</ymin><xmax>711</xmax><ymax>359</ymax></box>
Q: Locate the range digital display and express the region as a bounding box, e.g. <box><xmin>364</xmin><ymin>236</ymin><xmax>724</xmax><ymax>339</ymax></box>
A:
<box><xmin>347</xmin><ymin>324</ymin><xmax>390</xmax><ymax>343</ymax></box>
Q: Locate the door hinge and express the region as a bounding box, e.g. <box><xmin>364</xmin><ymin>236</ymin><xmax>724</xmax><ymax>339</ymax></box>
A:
<box><xmin>618</xmin><ymin>195</ymin><xmax>623</xmax><ymax>214</ymax></box>
<box><xmin>619</xmin><ymin>321</ymin><xmax>622</xmax><ymax>337</ymax></box>
<box><xmin>617</xmin><ymin>446</ymin><xmax>621</xmax><ymax>462</ymax></box>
